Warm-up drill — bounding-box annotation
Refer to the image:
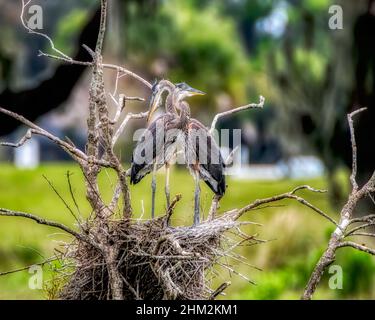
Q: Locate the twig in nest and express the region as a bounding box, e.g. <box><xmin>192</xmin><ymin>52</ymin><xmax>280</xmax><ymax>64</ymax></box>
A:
<box><xmin>165</xmin><ymin>194</ymin><xmax>182</xmax><ymax>227</ymax></box>
<box><xmin>207</xmin><ymin>195</ymin><xmax>222</xmax><ymax>221</ymax></box>
<box><xmin>209</xmin><ymin>281</ymin><xmax>231</xmax><ymax>300</ymax></box>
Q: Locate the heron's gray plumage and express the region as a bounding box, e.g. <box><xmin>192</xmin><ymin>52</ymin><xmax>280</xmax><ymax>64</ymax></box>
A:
<box><xmin>184</xmin><ymin>113</ymin><xmax>226</xmax><ymax>196</ymax></box>
<box><xmin>130</xmin><ymin>113</ymin><xmax>182</xmax><ymax>184</ymax></box>
<box><xmin>130</xmin><ymin>79</ymin><xmax>226</xmax><ymax>224</ymax></box>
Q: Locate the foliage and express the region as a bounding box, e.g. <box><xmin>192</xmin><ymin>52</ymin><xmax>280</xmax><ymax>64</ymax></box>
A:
<box><xmin>124</xmin><ymin>0</ymin><xmax>250</xmax><ymax>107</ymax></box>
<box><xmin>53</xmin><ymin>9</ymin><xmax>89</xmax><ymax>56</ymax></box>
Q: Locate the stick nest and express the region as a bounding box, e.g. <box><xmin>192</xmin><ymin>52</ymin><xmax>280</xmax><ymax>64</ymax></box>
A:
<box><xmin>57</xmin><ymin>212</ymin><xmax>259</xmax><ymax>300</ymax></box>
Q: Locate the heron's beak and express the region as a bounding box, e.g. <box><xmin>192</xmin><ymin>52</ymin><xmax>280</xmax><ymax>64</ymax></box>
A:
<box><xmin>146</xmin><ymin>92</ymin><xmax>160</xmax><ymax>123</ymax></box>
<box><xmin>188</xmin><ymin>87</ymin><xmax>206</xmax><ymax>96</ymax></box>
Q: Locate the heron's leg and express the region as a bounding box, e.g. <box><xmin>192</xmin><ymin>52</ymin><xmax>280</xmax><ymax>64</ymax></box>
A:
<box><xmin>165</xmin><ymin>163</ymin><xmax>171</xmax><ymax>208</ymax></box>
<box><xmin>151</xmin><ymin>162</ymin><xmax>157</xmax><ymax>219</ymax></box>
<box><xmin>193</xmin><ymin>170</ymin><xmax>200</xmax><ymax>226</ymax></box>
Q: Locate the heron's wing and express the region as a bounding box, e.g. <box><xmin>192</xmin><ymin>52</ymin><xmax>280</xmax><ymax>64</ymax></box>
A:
<box><xmin>187</xmin><ymin>119</ymin><xmax>226</xmax><ymax>195</ymax></box>
<box><xmin>130</xmin><ymin>114</ymin><xmax>176</xmax><ymax>184</ymax></box>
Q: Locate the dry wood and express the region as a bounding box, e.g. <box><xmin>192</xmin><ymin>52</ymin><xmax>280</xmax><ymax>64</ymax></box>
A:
<box><xmin>302</xmin><ymin>108</ymin><xmax>375</xmax><ymax>300</ymax></box>
<box><xmin>3</xmin><ymin>0</ymin><xmax>372</xmax><ymax>301</ymax></box>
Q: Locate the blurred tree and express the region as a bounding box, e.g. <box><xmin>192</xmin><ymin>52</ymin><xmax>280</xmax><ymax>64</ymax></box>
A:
<box><xmin>0</xmin><ymin>2</ymin><xmax>100</xmax><ymax>136</ymax></box>
<box><xmin>122</xmin><ymin>0</ymin><xmax>251</xmax><ymax>110</ymax></box>
<box><xmin>264</xmin><ymin>0</ymin><xmax>374</xmax><ymax>209</ymax></box>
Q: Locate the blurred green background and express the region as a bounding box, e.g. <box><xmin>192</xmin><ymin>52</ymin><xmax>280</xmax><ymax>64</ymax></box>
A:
<box><xmin>0</xmin><ymin>0</ymin><xmax>374</xmax><ymax>299</ymax></box>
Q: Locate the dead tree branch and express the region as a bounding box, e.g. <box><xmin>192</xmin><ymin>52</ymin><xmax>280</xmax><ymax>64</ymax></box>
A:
<box><xmin>0</xmin><ymin>208</ymin><xmax>91</xmax><ymax>245</ymax></box>
<box><xmin>302</xmin><ymin>108</ymin><xmax>375</xmax><ymax>300</ymax></box>
<box><xmin>231</xmin><ymin>186</ymin><xmax>337</xmax><ymax>226</ymax></box>
<box><xmin>338</xmin><ymin>241</ymin><xmax>375</xmax><ymax>256</ymax></box>
<box><xmin>112</xmin><ymin>111</ymin><xmax>149</xmax><ymax>147</ymax></box>
<box><xmin>0</xmin><ymin>107</ymin><xmax>112</xmax><ymax>168</ymax></box>
<box><xmin>1</xmin><ymin>0</ymin><xmax>356</xmax><ymax>301</ymax></box>
<box><xmin>37</xmin><ymin>51</ymin><xmax>152</xmax><ymax>89</ymax></box>
<box><xmin>21</xmin><ymin>0</ymin><xmax>71</xmax><ymax>60</ymax></box>
<box><xmin>348</xmin><ymin>107</ymin><xmax>367</xmax><ymax>191</ymax></box>
<box><xmin>0</xmin><ymin>257</ymin><xmax>57</xmax><ymax>277</ymax></box>
<box><xmin>210</xmin><ymin>95</ymin><xmax>265</xmax><ymax>134</ymax></box>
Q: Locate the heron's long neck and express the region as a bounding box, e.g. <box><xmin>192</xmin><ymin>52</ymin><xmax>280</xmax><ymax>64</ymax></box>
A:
<box><xmin>178</xmin><ymin>101</ymin><xmax>190</xmax><ymax>128</ymax></box>
<box><xmin>165</xmin><ymin>91</ymin><xmax>177</xmax><ymax>114</ymax></box>
<box><xmin>158</xmin><ymin>80</ymin><xmax>177</xmax><ymax>114</ymax></box>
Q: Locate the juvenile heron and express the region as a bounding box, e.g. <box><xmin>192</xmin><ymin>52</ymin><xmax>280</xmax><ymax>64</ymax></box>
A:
<box><xmin>130</xmin><ymin>80</ymin><xmax>181</xmax><ymax>218</ymax></box>
<box><xmin>145</xmin><ymin>80</ymin><xmax>179</xmax><ymax>209</ymax></box>
<box><xmin>146</xmin><ymin>82</ymin><xmax>226</xmax><ymax>225</ymax></box>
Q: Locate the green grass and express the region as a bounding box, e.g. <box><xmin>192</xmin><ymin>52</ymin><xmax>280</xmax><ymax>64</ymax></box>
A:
<box><xmin>0</xmin><ymin>163</ymin><xmax>374</xmax><ymax>299</ymax></box>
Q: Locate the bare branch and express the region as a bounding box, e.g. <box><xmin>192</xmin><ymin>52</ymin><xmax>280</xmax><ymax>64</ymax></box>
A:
<box><xmin>350</xmin><ymin>214</ymin><xmax>375</xmax><ymax>224</ymax></box>
<box><xmin>210</xmin><ymin>95</ymin><xmax>265</xmax><ymax>134</ymax></box>
<box><xmin>338</xmin><ymin>241</ymin><xmax>375</xmax><ymax>256</ymax></box>
<box><xmin>21</xmin><ymin>0</ymin><xmax>72</xmax><ymax>60</ymax></box>
<box><xmin>290</xmin><ymin>185</ymin><xmax>327</xmax><ymax>195</ymax></box>
<box><xmin>346</xmin><ymin>232</ymin><xmax>375</xmax><ymax>238</ymax></box>
<box><xmin>38</xmin><ymin>51</ymin><xmax>152</xmax><ymax>89</ymax></box>
<box><xmin>165</xmin><ymin>194</ymin><xmax>182</xmax><ymax>227</ymax></box>
<box><xmin>207</xmin><ymin>195</ymin><xmax>222</xmax><ymax>221</ymax></box>
<box><xmin>108</xmin><ymin>182</ymin><xmax>122</xmax><ymax>213</ymax></box>
<box><xmin>217</xmin><ymin>262</ymin><xmax>256</xmax><ymax>285</ymax></box>
<box><xmin>0</xmin><ymin>208</ymin><xmax>92</xmax><ymax>246</ymax></box>
<box><xmin>302</xmin><ymin>109</ymin><xmax>375</xmax><ymax>300</ymax></box>
<box><xmin>37</xmin><ymin>50</ymin><xmax>89</xmax><ymax>65</ymax></box>
<box><xmin>0</xmin><ymin>107</ymin><xmax>112</xmax><ymax>168</ymax></box>
<box><xmin>346</xmin><ymin>222</ymin><xmax>375</xmax><ymax>237</ymax></box>
<box><xmin>42</xmin><ymin>175</ymin><xmax>80</xmax><ymax>224</ymax></box>
<box><xmin>209</xmin><ymin>281</ymin><xmax>231</xmax><ymax>300</ymax></box>
<box><xmin>0</xmin><ymin>128</ymin><xmax>33</xmax><ymax>147</ymax></box>
<box><xmin>110</xmin><ymin>93</ymin><xmax>145</xmax><ymax>125</ymax></box>
<box><xmin>120</xmin><ymin>274</ymin><xmax>141</xmax><ymax>300</ymax></box>
<box><xmin>95</xmin><ymin>0</ymin><xmax>107</xmax><ymax>57</ymax></box>
<box><xmin>0</xmin><ymin>257</ymin><xmax>57</xmax><ymax>277</ymax></box>
<box><xmin>66</xmin><ymin>171</ymin><xmax>82</xmax><ymax>219</ymax></box>
<box><xmin>347</xmin><ymin>107</ymin><xmax>367</xmax><ymax>191</ymax></box>
<box><xmin>112</xmin><ymin>69</ymin><xmax>121</xmax><ymax>98</ymax></box>
<box><xmin>112</xmin><ymin>111</ymin><xmax>149</xmax><ymax>147</ymax></box>
<box><xmin>103</xmin><ymin>63</ymin><xmax>152</xmax><ymax>89</ymax></box>
<box><xmin>233</xmin><ymin>186</ymin><xmax>337</xmax><ymax>227</ymax></box>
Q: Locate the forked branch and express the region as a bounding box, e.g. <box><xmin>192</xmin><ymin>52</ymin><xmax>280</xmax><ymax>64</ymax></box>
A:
<box><xmin>302</xmin><ymin>108</ymin><xmax>375</xmax><ymax>300</ymax></box>
<box><xmin>210</xmin><ymin>95</ymin><xmax>265</xmax><ymax>134</ymax></box>
<box><xmin>0</xmin><ymin>208</ymin><xmax>93</xmax><ymax>246</ymax></box>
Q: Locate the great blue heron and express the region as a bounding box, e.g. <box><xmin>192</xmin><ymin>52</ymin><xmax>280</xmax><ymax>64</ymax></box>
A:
<box><xmin>144</xmin><ymin>81</ymin><xmax>226</xmax><ymax>225</ymax></box>
<box><xmin>130</xmin><ymin>79</ymin><xmax>191</xmax><ymax>218</ymax></box>
<box><xmin>130</xmin><ymin>81</ymin><xmax>181</xmax><ymax>218</ymax></box>
<box><xmin>145</xmin><ymin>80</ymin><xmax>180</xmax><ymax>209</ymax></box>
